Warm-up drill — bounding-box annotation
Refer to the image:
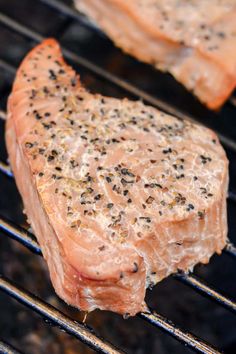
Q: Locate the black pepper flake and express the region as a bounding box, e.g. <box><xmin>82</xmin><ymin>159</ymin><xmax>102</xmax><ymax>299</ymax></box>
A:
<box><xmin>186</xmin><ymin>203</ymin><xmax>194</xmax><ymax>211</ymax></box>
<box><xmin>94</xmin><ymin>194</ymin><xmax>102</xmax><ymax>201</ymax></box>
<box><xmin>30</xmin><ymin>89</ymin><xmax>37</xmax><ymax>99</ymax></box>
<box><xmin>38</xmin><ymin>172</ymin><xmax>44</xmax><ymax>177</ymax></box>
<box><xmin>51</xmin><ymin>150</ymin><xmax>58</xmax><ymax>156</ymax></box>
<box><xmin>200</xmin><ymin>155</ymin><xmax>212</xmax><ymax>164</ymax></box>
<box><xmin>146</xmin><ymin>196</ymin><xmax>154</xmax><ymax>204</ymax></box>
<box><xmin>144</xmin><ymin>183</ymin><xmax>162</xmax><ymax>189</ymax></box>
<box><xmin>198</xmin><ymin>210</ymin><xmax>205</xmax><ymax>220</ymax></box>
<box><xmin>87</xmin><ymin>175</ymin><xmax>93</xmax><ymax>182</ymax></box>
<box><xmin>44</xmin><ymin>112</ymin><xmax>51</xmax><ymax>117</ymax></box>
<box><xmin>112</xmin><ymin>138</ymin><xmax>120</xmax><ymax>143</ymax></box>
<box><xmin>39</xmin><ymin>148</ymin><xmax>45</xmax><ymax>155</ymax></box>
<box><xmin>33</xmin><ymin>110</ymin><xmax>42</xmax><ymax>120</ymax></box>
<box><xmin>70</xmin><ymin>159</ymin><xmax>79</xmax><ymax>168</ymax></box>
<box><xmin>55</xmin><ymin>166</ymin><xmax>62</xmax><ymax>171</ymax></box>
<box><xmin>139</xmin><ymin>216</ymin><xmax>151</xmax><ymax>223</ymax></box>
<box><xmin>42</xmin><ymin>123</ymin><xmax>52</xmax><ymax>130</ymax></box>
<box><xmin>106</xmin><ymin>176</ymin><xmax>112</xmax><ymax>183</ymax></box>
<box><xmin>107</xmin><ymin>203</ymin><xmax>114</xmax><ymax>209</ymax></box>
<box><xmin>49</xmin><ymin>69</ymin><xmax>57</xmax><ymax>80</ymax></box>
<box><xmin>25</xmin><ymin>142</ymin><xmax>34</xmax><ymax>148</ymax></box>
<box><xmin>121</xmin><ymin>168</ymin><xmax>135</xmax><ymax>177</ymax></box>
<box><xmin>143</xmin><ymin>127</ymin><xmax>150</xmax><ymax>132</ymax></box>
<box><xmin>98</xmin><ymin>245</ymin><xmax>105</xmax><ymax>251</ymax></box>
<box><xmin>47</xmin><ymin>155</ymin><xmax>54</xmax><ymax>162</ymax></box>
<box><xmin>43</xmin><ymin>86</ymin><xmax>50</xmax><ymax>94</ymax></box>
<box><xmin>176</xmin><ymin>174</ymin><xmax>185</xmax><ymax>179</ymax></box>
<box><xmin>121</xmin><ymin>178</ymin><xmax>134</xmax><ymax>185</ymax></box>
<box><xmin>162</xmin><ymin>148</ymin><xmax>172</xmax><ymax>154</ymax></box>
<box><xmin>127</xmin><ymin>198</ymin><xmax>132</xmax><ymax>203</ymax></box>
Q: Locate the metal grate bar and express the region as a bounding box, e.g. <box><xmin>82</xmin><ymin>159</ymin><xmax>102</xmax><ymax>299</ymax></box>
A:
<box><xmin>0</xmin><ymin>276</ymin><xmax>123</xmax><ymax>354</ymax></box>
<box><xmin>139</xmin><ymin>311</ymin><xmax>221</xmax><ymax>354</ymax></box>
<box><xmin>0</xmin><ymin>110</ymin><xmax>6</xmax><ymax>120</ymax></box>
<box><xmin>0</xmin><ymin>14</ymin><xmax>236</xmax><ymax>153</ymax></box>
<box><xmin>0</xmin><ymin>214</ymin><xmax>233</xmax><ymax>353</ymax></box>
<box><xmin>0</xmin><ymin>340</ymin><xmax>23</xmax><ymax>354</ymax></box>
<box><xmin>0</xmin><ymin>216</ymin><xmax>41</xmax><ymax>255</ymax></box>
<box><xmin>175</xmin><ymin>273</ymin><xmax>236</xmax><ymax>314</ymax></box>
<box><xmin>1</xmin><ymin>214</ymin><xmax>236</xmax><ymax>314</ymax></box>
<box><xmin>229</xmin><ymin>96</ymin><xmax>236</xmax><ymax>108</ymax></box>
<box><xmin>0</xmin><ymin>59</ymin><xmax>16</xmax><ymax>76</ymax></box>
<box><xmin>39</xmin><ymin>0</ymin><xmax>102</xmax><ymax>33</ymax></box>
<box><xmin>224</xmin><ymin>243</ymin><xmax>236</xmax><ymax>258</ymax></box>
<box><xmin>0</xmin><ymin>274</ymin><xmax>220</xmax><ymax>354</ymax></box>
<box><xmin>0</xmin><ymin>161</ymin><xmax>12</xmax><ymax>178</ymax></box>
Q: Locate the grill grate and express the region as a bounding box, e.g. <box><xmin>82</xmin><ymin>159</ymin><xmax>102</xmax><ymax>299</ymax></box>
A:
<box><xmin>0</xmin><ymin>1</ymin><xmax>236</xmax><ymax>353</ymax></box>
<box><xmin>0</xmin><ymin>340</ymin><xmax>23</xmax><ymax>354</ymax></box>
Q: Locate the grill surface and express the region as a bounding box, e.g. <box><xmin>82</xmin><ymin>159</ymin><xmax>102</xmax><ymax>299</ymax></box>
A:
<box><xmin>0</xmin><ymin>1</ymin><xmax>236</xmax><ymax>353</ymax></box>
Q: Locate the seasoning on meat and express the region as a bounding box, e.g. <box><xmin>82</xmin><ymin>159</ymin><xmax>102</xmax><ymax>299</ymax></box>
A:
<box><xmin>6</xmin><ymin>38</ymin><xmax>228</xmax><ymax>316</ymax></box>
<box><xmin>75</xmin><ymin>0</ymin><xmax>236</xmax><ymax>109</ymax></box>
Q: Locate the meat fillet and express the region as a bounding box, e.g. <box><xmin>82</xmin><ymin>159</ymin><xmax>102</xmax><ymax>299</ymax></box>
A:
<box><xmin>6</xmin><ymin>39</ymin><xmax>228</xmax><ymax>316</ymax></box>
<box><xmin>75</xmin><ymin>0</ymin><xmax>236</xmax><ymax>109</ymax></box>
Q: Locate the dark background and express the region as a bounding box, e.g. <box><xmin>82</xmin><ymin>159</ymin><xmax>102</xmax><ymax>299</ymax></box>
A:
<box><xmin>0</xmin><ymin>1</ymin><xmax>236</xmax><ymax>353</ymax></box>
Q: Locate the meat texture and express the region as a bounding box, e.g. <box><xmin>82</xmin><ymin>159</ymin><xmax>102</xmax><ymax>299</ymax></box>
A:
<box><xmin>6</xmin><ymin>39</ymin><xmax>228</xmax><ymax>316</ymax></box>
<box><xmin>75</xmin><ymin>0</ymin><xmax>236</xmax><ymax>109</ymax></box>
